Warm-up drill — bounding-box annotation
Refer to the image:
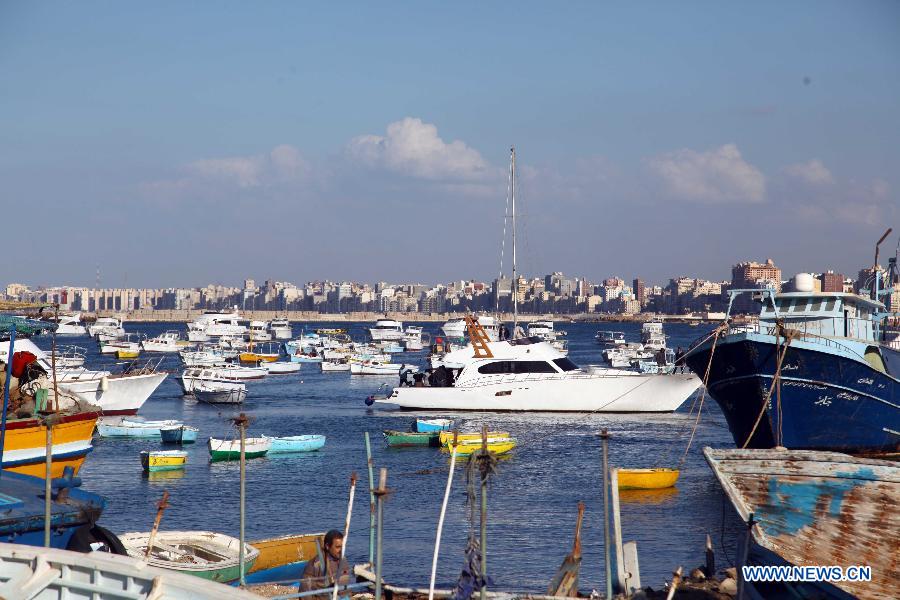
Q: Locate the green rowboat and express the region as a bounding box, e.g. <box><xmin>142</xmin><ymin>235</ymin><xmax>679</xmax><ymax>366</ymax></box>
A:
<box><xmin>383</xmin><ymin>430</ymin><xmax>440</xmax><ymax>447</ymax></box>
<box><xmin>208</xmin><ymin>437</ymin><xmax>270</xmax><ymax>461</ymax></box>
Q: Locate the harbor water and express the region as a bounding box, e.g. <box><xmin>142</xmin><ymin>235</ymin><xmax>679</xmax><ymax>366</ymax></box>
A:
<box><xmin>34</xmin><ymin>321</ymin><xmax>745</xmax><ymax>592</ymax></box>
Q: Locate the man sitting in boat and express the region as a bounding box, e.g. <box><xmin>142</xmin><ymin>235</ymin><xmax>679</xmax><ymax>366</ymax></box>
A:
<box><xmin>300</xmin><ymin>529</ymin><xmax>350</xmax><ymax>600</ymax></box>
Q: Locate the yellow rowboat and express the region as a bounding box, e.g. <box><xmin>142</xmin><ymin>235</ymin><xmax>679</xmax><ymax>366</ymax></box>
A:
<box><xmin>616</xmin><ymin>468</ymin><xmax>680</xmax><ymax>490</ymax></box>
<box><xmin>247</xmin><ymin>532</ymin><xmax>324</xmax><ymax>582</ymax></box>
<box><xmin>2</xmin><ymin>410</ymin><xmax>98</xmax><ymax>478</ymax></box>
<box><xmin>444</xmin><ymin>439</ymin><xmax>517</xmax><ymax>456</ymax></box>
<box><xmin>239</xmin><ymin>352</ymin><xmax>279</xmax><ymax>363</ymax></box>
<box><xmin>140</xmin><ymin>450</ymin><xmax>187</xmax><ymax>472</ymax></box>
<box><xmin>116</xmin><ymin>350</ymin><xmax>140</xmax><ymax>359</ymax></box>
<box><xmin>439</xmin><ymin>430</ymin><xmax>510</xmax><ymax>447</ymax></box>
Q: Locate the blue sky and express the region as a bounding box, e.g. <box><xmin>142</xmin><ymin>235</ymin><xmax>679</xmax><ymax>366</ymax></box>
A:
<box><xmin>2</xmin><ymin>1</ymin><xmax>898</xmax><ymax>288</ymax></box>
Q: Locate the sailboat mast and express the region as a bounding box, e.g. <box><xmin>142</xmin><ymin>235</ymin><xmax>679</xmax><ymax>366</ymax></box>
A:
<box><xmin>511</xmin><ymin>146</ymin><xmax>518</xmax><ymax>336</ymax></box>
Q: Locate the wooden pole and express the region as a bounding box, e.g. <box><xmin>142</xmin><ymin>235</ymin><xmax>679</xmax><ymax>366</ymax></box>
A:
<box><xmin>145</xmin><ymin>490</ymin><xmax>170</xmax><ymax>558</ymax></box>
<box><xmin>44</xmin><ymin>421</ymin><xmax>53</xmax><ymax>547</ymax></box>
<box><xmin>0</xmin><ymin>325</ymin><xmax>17</xmax><ymax>478</ymax></box>
<box><xmin>666</xmin><ymin>566</ymin><xmax>683</xmax><ymax>600</ymax></box>
<box><xmin>600</xmin><ymin>429</ymin><xmax>612</xmax><ymax>600</ymax></box>
<box><xmin>374</xmin><ymin>468</ymin><xmax>388</xmax><ymax>600</ymax></box>
<box><xmin>51</xmin><ymin>305</ymin><xmax>59</xmax><ymax>412</ymax></box>
<box><xmin>610</xmin><ymin>468</ymin><xmax>625</xmax><ymax>594</ymax></box>
<box><xmin>479</xmin><ymin>426</ymin><xmax>488</xmax><ymax>600</ymax></box>
<box><xmin>736</xmin><ymin>514</ymin><xmax>754</xmax><ymax>600</ymax></box>
<box><xmin>705</xmin><ymin>533</ymin><xmax>715</xmax><ymax>578</ymax></box>
<box><xmin>365</xmin><ymin>431</ymin><xmax>376</xmax><ymax>565</ymax></box>
<box><xmin>333</xmin><ymin>473</ymin><xmax>358</xmax><ymax>600</ymax></box>
<box><xmin>429</xmin><ymin>433</ymin><xmax>459</xmax><ymax>600</ymax></box>
<box><xmin>238</xmin><ymin>414</ymin><xmax>247</xmax><ymax>586</ymax></box>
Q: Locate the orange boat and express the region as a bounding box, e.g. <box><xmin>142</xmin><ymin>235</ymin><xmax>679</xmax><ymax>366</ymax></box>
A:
<box><xmin>2</xmin><ymin>410</ymin><xmax>98</xmax><ymax>478</ymax></box>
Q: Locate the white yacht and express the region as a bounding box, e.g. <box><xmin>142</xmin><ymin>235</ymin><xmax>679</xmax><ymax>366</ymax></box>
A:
<box><xmin>88</xmin><ymin>316</ymin><xmax>125</xmax><ymax>340</ymax></box>
<box><xmin>142</xmin><ymin>331</ymin><xmax>187</xmax><ymax>352</ymax></box>
<box><xmin>52</xmin><ymin>313</ymin><xmax>87</xmax><ymax>336</ymax></box>
<box><xmin>375</xmin><ymin>336</ymin><xmax>700</xmax><ymax>412</ymax></box>
<box><xmin>641</xmin><ymin>321</ymin><xmax>667</xmax><ymax>352</ymax></box>
<box><xmin>596</xmin><ymin>331</ymin><xmax>626</xmax><ymax>346</ymax></box>
<box><xmin>369</xmin><ymin>318</ymin><xmax>404</xmax><ymax>341</ymax></box>
<box><xmin>402</xmin><ymin>326</ymin><xmax>426</xmax><ymax>351</ymax></box>
<box><xmin>270</xmin><ymin>318</ymin><xmax>293</xmax><ymax>340</ymax></box>
<box><xmin>187</xmin><ymin>309</ymin><xmax>246</xmax><ymax>340</ymax></box>
<box><xmin>441</xmin><ymin>316</ymin><xmax>500</xmax><ymax>341</ymax></box>
<box><xmin>526</xmin><ymin>320</ymin><xmax>555</xmax><ymax>340</ymax></box>
<box><xmin>247</xmin><ymin>320</ymin><xmax>272</xmax><ymax>341</ymax></box>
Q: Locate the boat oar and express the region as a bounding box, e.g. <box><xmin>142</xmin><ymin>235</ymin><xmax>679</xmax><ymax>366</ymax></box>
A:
<box><xmin>429</xmin><ymin>432</ymin><xmax>459</xmax><ymax>600</ymax></box>
<box><xmin>547</xmin><ymin>501</ymin><xmax>585</xmax><ymax>597</ymax></box>
<box><xmin>332</xmin><ymin>472</ymin><xmax>358</xmax><ymax>600</ymax></box>
<box><xmin>145</xmin><ymin>490</ymin><xmax>170</xmax><ymax>558</ymax></box>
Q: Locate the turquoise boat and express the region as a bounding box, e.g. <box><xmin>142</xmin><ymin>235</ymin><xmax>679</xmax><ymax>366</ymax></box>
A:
<box><xmin>262</xmin><ymin>435</ymin><xmax>326</xmax><ymax>453</ymax></box>
<box><xmin>160</xmin><ymin>425</ymin><xmax>199</xmax><ymax>444</ymax></box>
<box><xmin>97</xmin><ymin>419</ymin><xmax>181</xmax><ymax>438</ymax></box>
<box><xmin>384</xmin><ymin>430</ymin><xmax>440</xmax><ymax>447</ymax></box>
<box><xmin>415</xmin><ymin>418</ymin><xmax>453</xmax><ymax>433</ymax></box>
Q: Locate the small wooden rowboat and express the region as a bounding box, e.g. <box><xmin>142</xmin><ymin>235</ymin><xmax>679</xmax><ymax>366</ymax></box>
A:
<box><xmin>140</xmin><ymin>450</ymin><xmax>188</xmax><ymax>472</ymax></box>
<box><xmin>416</xmin><ymin>418</ymin><xmax>453</xmax><ymax>433</ymax></box>
<box><xmin>116</xmin><ymin>349</ymin><xmax>140</xmax><ymax>359</ymax></box>
<box><xmin>262</xmin><ymin>361</ymin><xmax>302</xmax><ymax>375</ymax></box>
<box><xmin>439</xmin><ymin>430</ymin><xmax>510</xmax><ymax>447</ymax></box>
<box><xmin>240</xmin><ymin>352</ymin><xmax>280</xmax><ymax>363</ymax></box>
<box><xmin>262</xmin><ymin>435</ymin><xmax>326</xmax><ymax>453</ymax></box>
<box><xmin>616</xmin><ymin>468</ymin><xmax>680</xmax><ymax>490</ymax></box>
<box><xmin>245</xmin><ymin>532</ymin><xmax>325</xmax><ymax>584</ymax></box>
<box><xmin>383</xmin><ymin>430</ymin><xmax>440</xmax><ymax>447</ymax></box>
<box><xmin>97</xmin><ymin>419</ymin><xmax>181</xmax><ymax>438</ymax></box>
<box><xmin>208</xmin><ymin>437</ymin><xmax>270</xmax><ymax>461</ymax></box>
<box><xmin>445</xmin><ymin>438</ymin><xmax>517</xmax><ymax>456</ymax></box>
<box><xmin>120</xmin><ymin>530</ymin><xmax>259</xmax><ymax>583</ymax></box>
<box><xmin>160</xmin><ymin>425</ymin><xmax>199</xmax><ymax>444</ymax></box>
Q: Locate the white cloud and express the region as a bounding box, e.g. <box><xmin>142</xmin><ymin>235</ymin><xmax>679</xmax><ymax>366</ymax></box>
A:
<box><xmin>184</xmin><ymin>145</ymin><xmax>311</xmax><ymax>188</ymax></box>
<box><xmin>346</xmin><ymin>117</ymin><xmax>493</xmax><ymax>181</ymax></box>
<box><xmin>647</xmin><ymin>143</ymin><xmax>766</xmax><ymax>204</ymax></box>
<box><xmin>785</xmin><ymin>159</ymin><xmax>834</xmax><ymax>186</ymax></box>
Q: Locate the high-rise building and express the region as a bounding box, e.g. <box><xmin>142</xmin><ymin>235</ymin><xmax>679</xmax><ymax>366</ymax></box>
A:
<box><xmin>632</xmin><ymin>278</ymin><xmax>645</xmax><ymax>305</ymax></box>
<box><xmin>731</xmin><ymin>259</ymin><xmax>781</xmax><ymax>313</ymax></box>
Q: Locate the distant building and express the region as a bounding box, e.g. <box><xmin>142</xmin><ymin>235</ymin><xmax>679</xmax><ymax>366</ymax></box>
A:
<box><xmin>731</xmin><ymin>259</ymin><xmax>781</xmax><ymax>313</ymax></box>
<box><xmin>820</xmin><ymin>271</ymin><xmax>844</xmax><ymax>293</ymax></box>
<box><xmin>632</xmin><ymin>278</ymin><xmax>645</xmax><ymax>306</ymax></box>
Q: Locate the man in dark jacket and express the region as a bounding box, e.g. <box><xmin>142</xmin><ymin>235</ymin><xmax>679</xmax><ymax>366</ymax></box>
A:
<box><xmin>300</xmin><ymin>530</ymin><xmax>350</xmax><ymax>600</ymax></box>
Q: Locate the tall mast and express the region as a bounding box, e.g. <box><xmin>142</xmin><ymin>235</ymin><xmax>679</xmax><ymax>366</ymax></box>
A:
<box><xmin>511</xmin><ymin>146</ymin><xmax>518</xmax><ymax>336</ymax></box>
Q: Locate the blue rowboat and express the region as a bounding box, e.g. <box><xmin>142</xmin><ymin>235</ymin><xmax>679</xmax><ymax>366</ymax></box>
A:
<box><xmin>160</xmin><ymin>425</ymin><xmax>199</xmax><ymax>444</ymax></box>
<box><xmin>262</xmin><ymin>435</ymin><xmax>326</xmax><ymax>453</ymax></box>
<box><xmin>96</xmin><ymin>419</ymin><xmax>181</xmax><ymax>438</ymax></box>
<box><xmin>416</xmin><ymin>418</ymin><xmax>453</xmax><ymax>433</ymax></box>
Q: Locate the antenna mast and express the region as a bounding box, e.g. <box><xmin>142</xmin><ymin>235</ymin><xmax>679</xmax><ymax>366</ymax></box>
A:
<box><xmin>510</xmin><ymin>146</ymin><xmax>518</xmax><ymax>337</ymax></box>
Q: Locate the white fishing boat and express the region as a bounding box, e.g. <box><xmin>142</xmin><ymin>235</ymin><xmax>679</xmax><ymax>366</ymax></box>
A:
<box><xmin>187</xmin><ymin>309</ymin><xmax>246</xmax><ymax>340</ymax></box>
<box><xmin>246</xmin><ymin>320</ymin><xmax>272</xmax><ymax>341</ymax></box>
<box><xmin>261</xmin><ymin>361</ymin><xmax>302</xmax><ymax>375</ymax></box>
<box><xmin>52</xmin><ymin>313</ymin><xmax>87</xmax><ymax>336</ymax></box>
<box><xmin>142</xmin><ymin>331</ymin><xmax>188</xmax><ymax>352</ymax></box>
<box><xmin>596</xmin><ymin>331</ymin><xmax>626</xmax><ymax>346</ymax></box>
<box><xmin>350</xmin><ymin>360</ymin><xmax>405</xmax><ymax>375</ymax></box>
<box><xmin>269</xmin><ymin>318</ymin><xmax>293</xmax><ymax>340</ymax></box>
<box><xmin>0</xmin><ymin>542</ymin><xmax>263</xmax><ymax>599</ymax></box>
<box><xmin>368</xmin><ymin>318</ymin><xmax>404</xmax><ymax>341</ymax></box>
<box><xmin>100</xmin><ymin>333</ymin><xmax>145</xmax><ymax>354</ymax></box>
<box><xmin>442</xmin><ymin>316</ymin><xmax>500</xmax><ymax>341</ymax></box>
<box><xmin>641</xmin><ymin>320</ymin><xmax>667</xmax><ymax>351</ymax></box>
<box><xmin>179</xmin><ymin>348</ymin><xmax>230</xmax><ymax>367</ymax></box>
<box><xmin>2</xmin><ymin>338</ymin><xmax>168</xmax><ymax>415</ymax></box>
<box><xmin>180</xmin><ymin>367</ymin><xmax>258</xmax><ymax>394</ymax></box>
<box><xmin>43</xmin><ymin>345</ymin><xmax>86</xmax><ymax>368</ymax></box>
<box><xmin>402</xmin><ymin>326</ymin><xmax>427</xmax><ymax>351</ymax></box>
<box><xmin>321</xmin><ymin>358</ymin><xmax>351</xmax><ymax>372</ymax></box>
<box><xmin>119</xmin><ymin>531</ymin><xmax>260</xmax><ymax>583</ymax></box>
<box><xmin>88</xmin><ymin>316</ymin><xmax>125</xmax><ymax>339</ymax></box>
<box><xmin>194</xmin><ymin>384</ymin><xmax>246</xmax><ymax>404</ymax></box>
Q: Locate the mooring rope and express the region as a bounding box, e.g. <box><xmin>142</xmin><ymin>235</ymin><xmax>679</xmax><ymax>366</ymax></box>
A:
<box><xmin>741</xmin><ymin>323</ymin><xmax>794</xmax><ymax>449</ymax></box>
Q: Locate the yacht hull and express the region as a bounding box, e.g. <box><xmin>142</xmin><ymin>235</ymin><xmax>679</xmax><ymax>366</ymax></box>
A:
<box><xmin>684</xmin><ymin>335</ymin><xmax>900</xmax><ymax>453</ymax></box>
<box><xmin>381</xmin><ymin>372</ymin><xmax>699</xmax><ymax>412</ymax></box>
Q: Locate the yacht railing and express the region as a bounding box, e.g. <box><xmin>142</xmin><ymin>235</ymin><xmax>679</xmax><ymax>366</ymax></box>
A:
<box><xmin>120</xmin><ymin>356</ymin><xmax>167</xmax><ymax>376</ymax></box>
<box><xmin>459</xmin><ymin>369</ymin><xmax>648</xmax><ymax>388</ymax></box>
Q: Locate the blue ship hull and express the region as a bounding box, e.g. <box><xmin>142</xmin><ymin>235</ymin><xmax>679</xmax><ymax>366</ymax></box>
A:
<box><xmin>684</xmin><ymin>335</ymin><xmax>900</xmax><ymax>453</ymax></box>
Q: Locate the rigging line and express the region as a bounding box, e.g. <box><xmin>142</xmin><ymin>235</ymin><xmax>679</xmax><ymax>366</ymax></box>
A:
<box><xmin>496</xmin><ymin>155</ymin><xmax>512</xmax><ymax>315</ymax></box>
<box><xmin>741</xmin><ymin>323</ymin><xmax>794</xmax><ymax>449</ymax></box>
<box><xmin>677</xmin><ymin>322</ymin><xmax>728</xmax><ymax>467</ymax></box>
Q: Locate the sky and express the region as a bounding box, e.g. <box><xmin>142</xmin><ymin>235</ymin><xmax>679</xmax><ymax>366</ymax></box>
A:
<box><xmin>2</xmin><ymin>1</ymin><xmax>899</xmax><ymax>288</ymax></box>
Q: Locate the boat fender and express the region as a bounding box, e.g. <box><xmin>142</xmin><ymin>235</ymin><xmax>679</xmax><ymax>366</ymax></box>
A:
<box><xmin>65</xmin><ymin>524</ymin><xmax>128</xmax><ymax>555</ymax></box>
<box><xmin>100</xmin><ymin>376</ymin><xmax>109</xmax><ymax>392</ymax></box>
<box><xmin>365</xmin><ymin>395</ymin><xmax>375</xmax><ymax>406</ymax></box>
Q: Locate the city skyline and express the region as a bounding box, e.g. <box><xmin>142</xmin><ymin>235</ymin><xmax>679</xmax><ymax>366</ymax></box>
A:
<box><xmin>2</xmin><ymin>2</ymin><xmax>898</xmax><ymax>286</ymax></box>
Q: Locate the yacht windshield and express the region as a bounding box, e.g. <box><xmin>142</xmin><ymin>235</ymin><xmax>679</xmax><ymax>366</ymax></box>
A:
<box><xmin>553</xmin><ymin>358</ymin><xmax>579</xmax><ymax>372</ymax></box>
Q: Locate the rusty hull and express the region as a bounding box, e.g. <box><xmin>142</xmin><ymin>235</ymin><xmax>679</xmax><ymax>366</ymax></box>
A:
<box><xmin>704</xmin><ymin>447</ymin><xmax>899</xmax><ymax>600</ymax></box>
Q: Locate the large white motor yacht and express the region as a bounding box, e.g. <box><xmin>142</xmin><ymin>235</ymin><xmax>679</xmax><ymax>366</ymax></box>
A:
<box><xmin>368</xmin><ymin>319</ymin><xmax>404</xmax><ymax>341</ymax></box>
<box><xmin>376</xmin><ymin>336</ymin><xmax>700</xmax><ymax>412</ymax></box>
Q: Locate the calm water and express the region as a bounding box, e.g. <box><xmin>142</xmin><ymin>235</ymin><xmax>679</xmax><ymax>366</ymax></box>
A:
<box><xmin>33</xmin><ymin>321</ymin><xmax>744</xmax><ymax>592</ymax></box>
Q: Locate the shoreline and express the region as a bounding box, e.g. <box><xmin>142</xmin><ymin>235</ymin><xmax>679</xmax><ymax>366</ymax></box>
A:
<box><xmin>69</xmin><ymin>309</ymin><xmax>727</xmax><ymax>324</ymax></box>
